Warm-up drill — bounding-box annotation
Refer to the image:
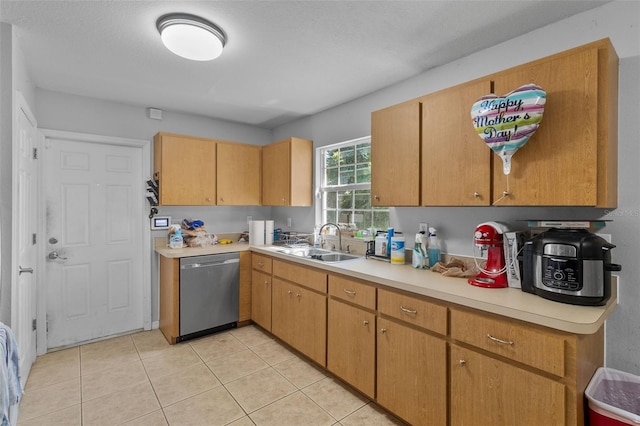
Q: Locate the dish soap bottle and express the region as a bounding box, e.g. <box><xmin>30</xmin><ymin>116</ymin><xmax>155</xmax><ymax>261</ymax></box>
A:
<box><xmin>412</xmin><ymin>232</ymin><xmax>427</xmax><ymax>269</ymax></box>
<box><xmin>427</xmin><ymin>227</ymin><xmax>441</xmax><ymax>268</ymax></box>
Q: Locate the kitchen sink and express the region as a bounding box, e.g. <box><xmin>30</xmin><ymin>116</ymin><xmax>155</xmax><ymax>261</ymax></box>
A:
<box><xmin>276</xmin><ymin>247</ymin><xmax>331</xmax><ymax>257</ymax></box>
<box><xmin>276</xmin><ymin>247</ymin><xmax>361</xmax><ymax>262</ymax></box>
<box><xmin>313</xmin><ymin>253</ymin><xmax>360</xmax><ymax>262</ymax></box>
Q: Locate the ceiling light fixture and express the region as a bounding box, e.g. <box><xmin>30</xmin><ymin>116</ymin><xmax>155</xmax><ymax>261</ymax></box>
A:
<box><xmin>156</xmin><ymin>13</ymin><xmax>226</xmax><ymax>61</ymax></box>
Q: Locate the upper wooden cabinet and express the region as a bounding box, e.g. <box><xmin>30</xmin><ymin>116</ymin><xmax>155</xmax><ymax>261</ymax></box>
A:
<box><xmin>371</xmin><ymin>100</ymin><xmax>420</xmax><ymax>206</ymax></box>
<box><xmin>421</xmin><ymin>80</ymin><xmax>493</xmax><ymax>206</ymax></box>
<box><xmin>490</xmin><ymin>38</ymin><xmax>618</xmax><ymax>207</ymax></box>
<box><xmin>217</xmin><ymin>142</ymin><xmax>261</xmax><ymax>206</ymax></box>
<box><xmin>153</xmin><ymin>132</ymin><xmax>262</xmax><ymax>206</ymax></box>
<box><xmin>370</xmin><ymin>38</ymin><xmax>618</xmax><ymax>207</ymax></box>
<box><xmin>262</xmin><ymin>137</ymin><xmax>313</xmax><ymax>206</ymax></box>
<box><xmin>154</xmin><ymin>132</ymin><xmax>216</xmax><ymax>206</ymax></box>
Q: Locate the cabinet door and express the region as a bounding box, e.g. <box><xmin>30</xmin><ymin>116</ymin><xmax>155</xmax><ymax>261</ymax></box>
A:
<box><xmin>238</xmin><ymin>252</ymin><xmax>252</xmax><ymax>322</ymax></box>
<box><xmin>421</xmin><ymin>80</ymin><xmax>492</xmax><ymax>205</ymax></box>
<box><xmin>154</xmin><ymin>133</ymin><xmax>216</xmax><ymax>206</ymax></box>
<box><xmin>262</xmin><ymin>140</ymin><xmax>290</xmax><ymax>206</ymax></box>
<box><xmin>371</xmin><ymin>100</ymin><xmax>421</xmax><ymax>206</ymax></box>
<box><xmin>272</xmin><ymin>278</ymin><xmax>327</xmax><ymax>366</ymax></box>
<box><xmin>217</xmin><ymin>142</ymin><xmax>261</xmax><ymax>205</ymax></box>
<box><xmin>377</xmin><ymin>317</ymin><xmax>447</xmax><ymax>426</ymax></box>
<box><xmin>450</xmin><ymin>344</ymin><xmax>566</xmax><ymax>426</ymax></box>
<box><xmin>491</xmin><ymin>46</ymin><xmax>599</xmax><ymax>206</ymax></box>
<box><xmin>288</xmin><ymin>138</ymin><xmax>313</xmax><ymax>206</ymax></box>
<box><xmin>327</xmin><ymin>299</ymin><xmax>375</xmax><ymax>398</ymax></box>
<box><xmin>251</xmin><ymin>270</ymin><xmax>272</xmax><ymax>332</ymax></box>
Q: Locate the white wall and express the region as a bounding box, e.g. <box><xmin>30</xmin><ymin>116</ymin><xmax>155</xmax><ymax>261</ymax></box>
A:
<box><xmin>272</xmin><ymin>1</ymin><xmax>640</xmax><ymax>374</ymax></box>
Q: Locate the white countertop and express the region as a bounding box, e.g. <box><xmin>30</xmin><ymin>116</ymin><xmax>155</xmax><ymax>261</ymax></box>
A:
<box><xmin>155</xmin><ymin>240</ymin><xmax>617</xmax><ymax>335</ymax></box>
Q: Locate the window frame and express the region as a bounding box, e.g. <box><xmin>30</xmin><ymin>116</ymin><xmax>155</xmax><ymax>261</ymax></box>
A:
<box><xmin>315</xmin><ymin>136</ymin><xmax>388</xmax><ymax>232</ymax></box>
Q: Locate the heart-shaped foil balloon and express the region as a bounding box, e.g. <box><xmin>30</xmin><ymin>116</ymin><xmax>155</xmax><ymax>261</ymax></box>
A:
<box><xmin>470</xmin><ymin>84</ymin><xmax>546</xmax><ymax>175</ymax></box>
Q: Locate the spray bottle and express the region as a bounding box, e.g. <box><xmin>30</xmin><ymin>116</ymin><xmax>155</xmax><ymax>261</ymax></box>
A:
<box><xmin>412</xmin><ymin>232</ymin><xmax>427</xmax><ymax>269</ymax></box>
<box><xmin>427</xmin><ymin>227</ymin><xmax>441</xmax><ymax>268</ymax></box>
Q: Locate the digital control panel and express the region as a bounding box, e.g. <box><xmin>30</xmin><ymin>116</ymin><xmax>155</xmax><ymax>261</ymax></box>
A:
<box><xmin>151</xmin><ymin>216</ymin><xmax>171</xmax><ymax>230</ymax></box>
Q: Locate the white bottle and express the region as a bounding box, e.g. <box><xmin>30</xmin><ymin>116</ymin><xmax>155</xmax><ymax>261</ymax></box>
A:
<box><xmin>427</xmin><ymin>227</ymin><xmax>441</xmax><ymax>268</ymax></box>
<box><xmin>169</xmin><ymin>228</ymin><xmax>183</xmax><ymax>249</ymax></box>
<box><xmin>412</xmin><ymin>232</ymin><xmax>427</xmax><ymax>269</ymax></box>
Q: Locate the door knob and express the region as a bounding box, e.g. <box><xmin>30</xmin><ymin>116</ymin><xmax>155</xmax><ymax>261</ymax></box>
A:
<box><xmin>48</xmin><ymin>250</ymin><xmax>68</xmax><ymax>260</ymax></box>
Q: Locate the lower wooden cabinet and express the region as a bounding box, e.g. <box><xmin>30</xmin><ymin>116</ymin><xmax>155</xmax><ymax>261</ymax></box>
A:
<box><xmin>376</xmin><ymin>316</ymin><xmax>447</xmax><ymax>426</ymax></box>
<box><xmin>247</xmin><ymin>255</ymin><xmax>604</xmax><ymax>426</ymax></box>
<box><xmin>251</xmin><ymin>269</ymin><xmax>272</xmax><ymax>331</ymax></box>
<box><xmin>238</xmin><ymin>252</ymin><xmax>252</xmax><ymax>323</ymax></box>
<box><xmin>327</xmin><ymin>298</ymin><xmax>376</xmax><ymax>398</ymax></box>
<box><xmin>272</xmin><ymin>277</ymin><xmax>327</xmax><ymax>366</ymax></box>
<box><xmin>450</xmin><ymin>344</ymin><xmax>566</xmax><ymax>426</ymax></box>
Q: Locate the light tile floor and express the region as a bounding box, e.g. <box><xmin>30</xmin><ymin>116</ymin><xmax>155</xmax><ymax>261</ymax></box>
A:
<box><xmin>17</xmin><ymin>325</ymin><xmax>406</xmax><ymax>425</ymax></box>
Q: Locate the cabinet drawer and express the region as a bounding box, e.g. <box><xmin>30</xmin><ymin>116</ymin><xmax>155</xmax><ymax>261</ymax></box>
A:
<box><xmin>450</xmin><ymin>308</ymin><xmax>566</xmax><ymax>377</ymax></box>
<box><xmin>328</xmin><ymin>275</ymin><xmax>376</xmax><ymax>310</ymax></box>
<box><xmin>252</xmin><ymin>254</ymin><xmax>273</xmax><ymax>274</ymax></box>
<box><xmin>273</xmin><ymin>260</ymin><xmax>327</xmax><ymax>293</ymax></box>
<box><xmin>378</xmin><ymin>288</ymin><xmax>447</xmax><ymax>336</ymax></box>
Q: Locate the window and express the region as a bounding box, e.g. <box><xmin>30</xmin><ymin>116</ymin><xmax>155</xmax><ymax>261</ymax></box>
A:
<box><xmin>317</xmin><ymin>137</ymin><xmax>389</xmax><ymax>233</ymax></box>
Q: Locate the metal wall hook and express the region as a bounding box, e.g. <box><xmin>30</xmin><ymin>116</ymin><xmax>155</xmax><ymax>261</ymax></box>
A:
<box><xmin>149</xmin><ymin>207</ymin><xmax>158</xmax><ymax>219</ymax></box>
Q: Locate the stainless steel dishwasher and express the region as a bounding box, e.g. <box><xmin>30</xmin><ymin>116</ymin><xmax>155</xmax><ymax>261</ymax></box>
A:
<box><xmin>178</xmin><ymin>252</ymin><xmax>239</xmax><ymax>341</ymax></box>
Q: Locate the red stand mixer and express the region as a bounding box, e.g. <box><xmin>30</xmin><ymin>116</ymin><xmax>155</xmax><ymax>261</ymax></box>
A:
<box><xmin>468</xmin><ymin>222</ymin><xmax>509</xmax><ymax>288</ymax></box>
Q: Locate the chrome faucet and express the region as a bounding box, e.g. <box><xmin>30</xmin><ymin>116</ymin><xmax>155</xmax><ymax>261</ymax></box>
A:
<box><xmin>318</xmin><ymin>222</ymin><xmax>342</xmax><ymax>252</ymax></box>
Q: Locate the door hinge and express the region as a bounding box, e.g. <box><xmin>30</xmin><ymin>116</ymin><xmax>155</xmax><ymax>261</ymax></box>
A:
<box><xmin>32</xmin><ymin>318</ymin><xmax>37</xmax><ymax>331</ymax></box>
<box><xmin>33</xmin><ymin>148</ymin><xmax>38</xmax><ymax>160</ymax></box>
<box><xmin>32</xmin><ymin>233</ymin><xmax>37</xmax><ymax>245</ymax></box>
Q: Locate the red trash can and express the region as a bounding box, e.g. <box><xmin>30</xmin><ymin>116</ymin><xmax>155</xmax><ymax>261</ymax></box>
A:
<box><xmin>585</xmin><ymin>367</ymin><xmax>640</xmax><ymax>425</ymax></box>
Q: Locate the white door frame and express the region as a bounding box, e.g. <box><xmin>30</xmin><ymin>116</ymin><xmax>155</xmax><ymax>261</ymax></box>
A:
<box><xmin>36</xmin><ymin>129</ymin><xmax>151</xmax><ymax>354</ymax></box>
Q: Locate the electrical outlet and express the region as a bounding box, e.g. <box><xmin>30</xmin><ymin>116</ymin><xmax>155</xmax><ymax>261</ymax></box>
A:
<box><xmin>419</xmin><ymin>222</ymin><xmax>429</xmax><ymax>233</ymax></box>
<box><xmin>287</xmin><ymin>217</ymin><xmax>292</xmax><ymax>227</ymax></box>
<box><xmin>247</xmin><ymin>216</ymin><xmax>252</xmax><ymax>224</ymax></box>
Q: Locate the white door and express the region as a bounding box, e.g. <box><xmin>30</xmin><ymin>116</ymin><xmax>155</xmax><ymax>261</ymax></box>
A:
<box><xmin>11</xmin><ymin>92</ymin><xmax>39</xmax><ymax>383</ymax></box>
<box><xmin>43</xmin><ymin>134</ymin><xmax>146</xmax><ymax>349</ymax></box>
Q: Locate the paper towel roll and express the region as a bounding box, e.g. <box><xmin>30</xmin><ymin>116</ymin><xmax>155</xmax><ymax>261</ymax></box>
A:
<box><xmin>265</xmin><ymin>220</ymin><xmax>274</xmax><ymax>245</ymax></box>
<box><xmin>249</xmin><ymin>220</ymin><xmax>265</xmax><ymax>246</ymax></box>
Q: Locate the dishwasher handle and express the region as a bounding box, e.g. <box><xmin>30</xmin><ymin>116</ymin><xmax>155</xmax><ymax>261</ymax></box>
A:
<box><xmin>180</xmin><ymin>258</ymin><xmax>240</xmax><ymax>269</ymax></box>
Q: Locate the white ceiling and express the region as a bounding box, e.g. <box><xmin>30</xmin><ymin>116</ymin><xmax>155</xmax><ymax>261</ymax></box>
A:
<box><xmin>1</xmin><ymin>1</ymin><xmax>609</xmax><ymax>129</ymax></box>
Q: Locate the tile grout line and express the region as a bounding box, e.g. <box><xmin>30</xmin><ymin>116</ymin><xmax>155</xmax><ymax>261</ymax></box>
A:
<box><xmin>133</xmin><ymin>335</ymin><xmax>171</xmax><ymax>426</ymax></box>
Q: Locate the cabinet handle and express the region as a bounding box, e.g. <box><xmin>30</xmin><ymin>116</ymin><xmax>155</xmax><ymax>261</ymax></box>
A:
<box><xmin>263</xmin><ymin>280</ymin><xmax>269</xmax><ymax>285</ymax></box>
<box><xmin>473</xmin><ymin>192</ymin><xmax>480</xmax><ymax>198</ymax></box>
<box><xmin>380</xmin><ymin>328</ymin><xmax>387</xmax><ymax>334</ymax></box>
<box><xmin>288</xmin><ymin>290</ymin><xmax>293</xmax><ymax>295</ymax></box>
<box><xmin>374</xmin><ymin>195</ymin><xmax>380</xmax><ymax>201</ymax></box>
<box><xmin>343</xmin><ymin>289</ymin><xmax>356</xmax><ymax>296</ymax></box>
<box><xmin>459</xmin><ymin>359</ymin><xmax>466</xmax><ymax>367</ymax></box>
<box><xmin>296</xmin><ymin>293</ymin><xmax>301</xmax><ymax>298</ymax></box>
<box><xmin>487</xmin><ymin>334</ymin><xmax>514</xmax><ymax>345</ymax></box>
<box><xmin>206</xmin><ymin>197</ymin><xmax>211</xmax><ymax>202</ymax></box>
<box><xmin>258</xmin><ymin>262</ymin><xmax>264</xmax><ymax>267</ymax></box>
<box><xmin>363</xmin><ymin>320</ymin><xmax>369</xmax><ymax>325</ymax></box>
<box><xmin>400</xmin><ymin>306</ymin><xmax>417</xmax><ymax>315</ymax></box>
<box><xmin>220</xmin><ymin>197</ymin><xmax>225</xmax><ymax>202</ymax></box>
